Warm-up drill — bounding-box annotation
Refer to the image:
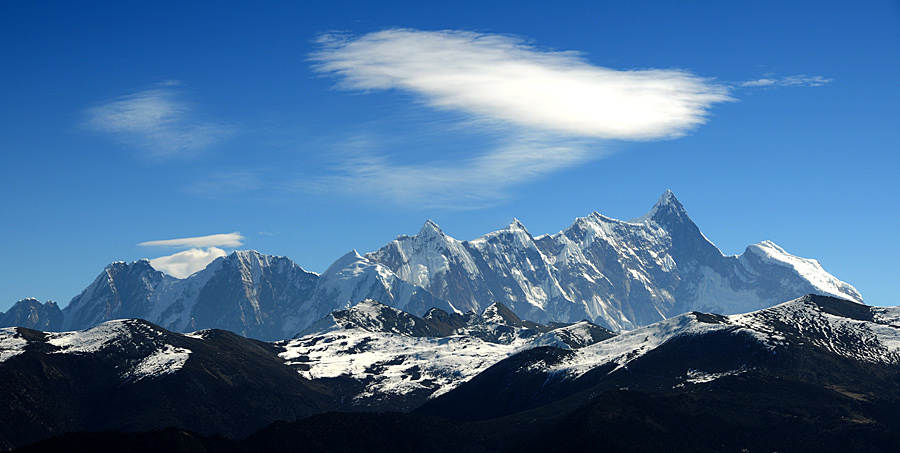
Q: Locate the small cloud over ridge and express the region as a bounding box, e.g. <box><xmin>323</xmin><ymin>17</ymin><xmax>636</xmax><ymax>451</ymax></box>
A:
<box><xmin>148</xmin><ymin>247</ymin><xmax>227</xmax><ymax>279</ymax></box>
<box><xmin>139</xmin><ymin>232</ymin><xmax>244</xmax><ymax>278</ymax></box>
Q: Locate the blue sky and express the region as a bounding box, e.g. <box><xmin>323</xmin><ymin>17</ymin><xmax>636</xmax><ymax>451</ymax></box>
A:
<box><xmin>2</xmin><ymin>1</ymin><xmax>898</xmax><ymax>310</ymax></box>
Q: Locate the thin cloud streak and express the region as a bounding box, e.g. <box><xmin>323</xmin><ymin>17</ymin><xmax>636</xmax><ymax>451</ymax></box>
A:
<box><xmin>739</xmin><ymin>75</ymin><xmax>833</xmax><ymax>88</ymax></box>
<box><xmin>304</xmin><ymin>29</ymin><xmax>733</xmax><ymax>207</ymax></box>
<box><xmin>85</xmin><ymin>84</ymin><xmax>234</xmax><ymax>158</ymax></box>
<box><xmin>138</xmin><ymin>232</ymin><xmax>245</xmax><ymax>248</ymax></box>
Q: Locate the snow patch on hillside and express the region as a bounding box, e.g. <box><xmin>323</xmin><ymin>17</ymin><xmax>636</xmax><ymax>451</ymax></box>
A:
<box><xmin>123</xmin><ymin>344</ymin><xmax>191</xmax><ymax>381</ymax></box>
<box><xmin>47</xmin><ymin>321</ymin><xmax>132</xmax><ymax>354</ymax></box>
<box><xmin>683</xmin><ymin>368</ymin><xmax>747</xmax><ymax>384</ymax></box>
<box><xmin>182</xmin><ymin>331</ymin><xmax>208</xmax><ymax>340</ymax></box>
<box><xmin>551</xmin><ymin>313</ymin><xmax>729</xmax><ymax>378</ymax></box>
<box><xmin>0</xmin><ymin>328</ymin><xmax>27</xmax><ymax>363</ymax></box>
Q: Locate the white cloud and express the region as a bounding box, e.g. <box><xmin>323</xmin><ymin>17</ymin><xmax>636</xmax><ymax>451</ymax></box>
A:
<box><xmin>312</xmin><ymin>29</ymin><xmax>732</xmax><ymax>140</ymax></box>
<box><xmin>85</xmin><ymin>83</ymin><xmax>233</xmax><ymax>158</ymax></box>
<box><xmin>138</xmin><ymin>232</ymin><xmax>245</xmax><ymax>248</ymax></box>
<box><xmin>305</xmin><ymin>29</ymin><xmax>733</xmax><ymax>207</ymax></box>
<box><xmin>139</xmin><ymin>232</ymin><xmax>244</xmax><ymax>278</ymax></box>
<box><xmin>740</xmin><ymin>78</ymin><xmax>778</xmax><ymax>87</ymax></box>
<box><xmin>739</xmin><ymin>75</ymin><xmax>833</xmax><ymax>88</ymax></box>
<box><xmin>148</xmin><ymin>247</ymin><xmax>227</xmax><ymax>279</ymax></box>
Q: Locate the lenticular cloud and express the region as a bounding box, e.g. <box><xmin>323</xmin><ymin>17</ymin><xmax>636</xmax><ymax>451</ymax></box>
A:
<box><xmin>138</xmin><ymin>232</ymin><xmax>245</xmax><ymax>249</ymax></box>
<box><xmin>312</xmin><ymin>29</ymin><xmax>732</xmax><ymax>140</ymax></box>
<box><xmin>139</xmin><ymin>232</ymin><xmax>245</xmax><ymax>278</ymax></box>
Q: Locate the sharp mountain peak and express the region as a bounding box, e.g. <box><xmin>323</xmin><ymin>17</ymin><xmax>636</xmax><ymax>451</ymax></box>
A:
<box><xmin>631</xmin><ymin>189</ymin><xmax>689</xmax><ymax>225</ymax></box>
<box><xmin>418</xmin><ymin>219</ymin><xmax>445</xmax><ymax>237</ymax></box>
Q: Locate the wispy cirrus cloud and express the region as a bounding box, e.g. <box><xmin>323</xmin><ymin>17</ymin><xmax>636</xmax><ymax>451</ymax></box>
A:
<box><xmin>139</xmin><ymin>232</ymin><xmax>244</xmax><ymax>278</ymax></box>
<box><xmin>300</xmin><ymin>133</ymin><xmax>599</xmax><ymax>207</ymax></box>
<box><xmin>85</xmin><ymin>82</ymin><xmax>234</xmax><ymax>158</ymax></box>
<box><xmin>739</xmin><ymin>75</ymin><xmax>833</xmax><ymax>88</ymax></box>
<box><xmin>306</xmin><ymin>29</ymin><xmax>733</xmax><ymax>207</ymax></box>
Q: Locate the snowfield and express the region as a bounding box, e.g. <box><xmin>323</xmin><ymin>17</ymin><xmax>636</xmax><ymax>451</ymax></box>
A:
<box><xmin>281</xmin><ymin>329</ymin><xmax>520</xmax><ymax>399</ymax></box>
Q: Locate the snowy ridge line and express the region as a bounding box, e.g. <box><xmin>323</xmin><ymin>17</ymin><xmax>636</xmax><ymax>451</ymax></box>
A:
<box><xmin>744</xmin><ymin>241</ymin><xmax>862</xmax><ymax>302</ymax></box>
<box><xmin>1</xmin><ymin>319</ymin><xmax>197</xmax><ymax>380</ymax></box>
<box><xmin>2</xmin><ymin>191</ymin><xmax>862</xmax><ymax>340</ymax></box>
<box><xmin>549</xmin><ymin>312</ymin><xmax>737</xmax><ymax>379</ymax></box>
<box><xmin>273</xmin><ymin>295</ymin><xmax>897</xmax><ymax>407</ymax></box>
<box><xmin>546</xmin><ymin>295</ymin><xmax>900</xmax><ymax>383</ymax></box>
<box><xmin>365</xmin><ymin>190</ymin><xmax>861</xmax><ymax>333</ymax></box>
<box><xmin>281</xmin><ymin>329</ymin><xmax>517</xmax><ymax>399</ymax></box>
<box><xmin>46</xmin><ymin>320</ymin><xmax>134</xmax><ymax>354</ymax></box>
<box><xmin>3</xmin><ymin>294</ymin><xmax>897</xmax><ymax>411</ymax></box>
<box><xmin>731</xmin><ymin>296</ymin><xmax>900</xmax><ymax>364</ymax></box>
<box><xmin>280</xmin><ymin>299</ymin><xmax>614</xmax><ymax>402</ymax></box>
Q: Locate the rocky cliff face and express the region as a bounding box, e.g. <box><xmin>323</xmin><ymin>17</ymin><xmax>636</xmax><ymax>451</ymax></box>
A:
<box><xmin>0</xmin><ymin>298</ymin><xmax>62</xmax><ymax>331</ymax></box>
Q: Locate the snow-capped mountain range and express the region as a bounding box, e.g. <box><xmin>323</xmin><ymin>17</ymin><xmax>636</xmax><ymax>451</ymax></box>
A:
<box><xmin>0</xmin><ymin>298</ymin><xmax>611</xmax><ymax>448</ymax></box>
<box><xmin>366</xmin><ymin>190</ymin><xmax>860</xmax><ymax>331</ymax></box>
<box><xmin>280</xmin><ymin>299</ymin><xmax>613</xmax><ymax>410</ymax></box>
<box><xmin>1</xmin><ymin>191</ymin><xmax>861</xmax><ymax>340</ymax></box>
<box><xmin>411</xmin><ymin>293</ymin><xmax>900</xmax><ymax>451</ymax></box>
<box><xmin>2</xmin><ymin>294</ymin><xmax>898</xmax><ymax>451</ymax></box>
<box><xmin>7</xmin><ymin>250</ymin><xmax>448</xmax><ymax>341</ymax></box>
